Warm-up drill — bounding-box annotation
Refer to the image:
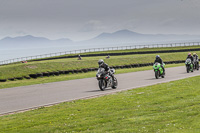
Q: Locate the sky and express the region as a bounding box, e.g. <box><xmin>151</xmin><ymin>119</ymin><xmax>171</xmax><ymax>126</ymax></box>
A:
<box><xmin>0</xmin><ymin>0</ymin><xmax>200</xmax><ymax>41</ymax></box>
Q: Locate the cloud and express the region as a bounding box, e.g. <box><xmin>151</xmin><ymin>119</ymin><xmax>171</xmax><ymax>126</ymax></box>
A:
<box><xmin>0</xmin><ymin>0</ymin><xmax>200</xmax><ymax>40</ymax></box>
<box><xmin>80</xmin><ymin>20</ymin><xmax>106</xmax><ymax>32</ymax></box>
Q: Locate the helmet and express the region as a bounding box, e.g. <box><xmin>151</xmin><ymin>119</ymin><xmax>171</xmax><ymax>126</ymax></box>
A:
<box><xmin>188</xmin><ymin>53</ymin><xmax>192</xmax><ymax>57</ymax></box>
<box><xmin>156</xmin><ymin>55</ymin><xmax>160</xmax><ymax>59</ymax></box>
<box><xmin>193</xmin><ymin>53</ymin><xmax>196</xmax><ymax>56</ymax></box>
<box><xmin>98</xmin><ymin>59</ymin><xmax>104</xmax><ymax>66</ymax></box>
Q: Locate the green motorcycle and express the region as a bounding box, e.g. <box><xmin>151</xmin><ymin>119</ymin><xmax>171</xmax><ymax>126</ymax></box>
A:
<box><xmin>153</xmin><ymin>62</ymin><xmax>165</xmax><ymax>79</ymax></box>
<box><xmin>185</xmin><ymin>58</ymin><xmax>193</xmax><ymax>73</ymax></box>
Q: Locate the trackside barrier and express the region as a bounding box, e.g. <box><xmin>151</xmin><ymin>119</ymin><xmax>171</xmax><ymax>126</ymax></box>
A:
<box><xmin>0</xmin><ymin>42</ymin><xmax>200</xmax><ymax>65</ymax></box>
<box><xmin>0</xmin><ymin>60</ymin><xmax>186</xmax><ymax>82</ymax></box>
<box><xmin>32</xmin><ymin>47</ymin><xmax>200</xmax><ymax>62</ymax></box>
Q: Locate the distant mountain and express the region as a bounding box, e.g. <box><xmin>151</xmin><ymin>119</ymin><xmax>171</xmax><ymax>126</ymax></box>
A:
<box><xmin>82</xmin><ymin>29</ymin><xmax>200</xmax><ymax>45</ymax></box>
<box><xmin>1</xmin><ymin>30</ymin><xmax>200</xmax><ymax>49</ymax></box>
<box><xmin>0</xmin><ymin>35</ymin><xmax>73</xmax><ymax>48</ymax></box>
<box><xmin>96</xmin><ymin>29</ymin><xmax>143</xmax><ymax>39</ymax></box>
<box><xmin>1</xmin><ymin>35</ymin><xmax>50</xmax><ymax>44</ymax></box>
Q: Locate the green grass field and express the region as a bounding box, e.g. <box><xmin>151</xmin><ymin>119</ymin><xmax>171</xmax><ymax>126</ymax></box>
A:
<box><xmin>0</xmin><ymin>64</ymin><xmax>183</xmax><ymax>90</ymax></box>
<box><xmin>0</xmin><ymin>51</ymin><xmax>199</xmax><ymax>80</ymax></box>
<box><xmin>1</xmin><ymin>72</ymin><xmax>200</xmax><ymax>132</ymax></box>
<box><xmin>1</xmin><ymin>46</ymin><xmax>200</xmax><ymax>132</ymax></box>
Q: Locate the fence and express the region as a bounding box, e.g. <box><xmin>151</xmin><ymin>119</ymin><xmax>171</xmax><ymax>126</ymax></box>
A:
<box><xmin>0</xmin><ymin>42</ymin><xmax>200</xmax><ymax>65</ymax></box>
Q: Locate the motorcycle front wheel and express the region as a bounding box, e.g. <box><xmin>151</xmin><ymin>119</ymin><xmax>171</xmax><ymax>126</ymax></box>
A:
<box><xmin>99</xmin><ymin>79</ymin><xmax>106</xmax><ymax>91</ymax></box>
<box><xmin>187</xmin><ymin>66</ymin><xmax>190</xmax><ymax>73</ymax></box>
<box><xmin>155</xmin><ymin>71</ymin><xmax>159</xmax><ymax>79</ymax></box>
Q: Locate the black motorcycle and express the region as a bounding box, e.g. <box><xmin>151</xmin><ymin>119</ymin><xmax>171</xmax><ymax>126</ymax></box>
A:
<box><xmin>96</xmin><ymin>68</ymin><xmax>118</xmax><ymax>91</ymax></box>
<box><xmin>193</xmin><ymin>58</ymin><xmax>199</xmax><ymax>70</ymax></box>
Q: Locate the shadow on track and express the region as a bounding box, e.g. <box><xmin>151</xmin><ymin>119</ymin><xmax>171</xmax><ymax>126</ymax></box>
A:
<box><xmin>145</xmin><ymin>78</ymin><xmax>163</xmax><ymax>80</ymax></box>
<box><xmin>85</xmin><ymin>88</ymin><xmax>114</xmax><ymax>93</ymax></box>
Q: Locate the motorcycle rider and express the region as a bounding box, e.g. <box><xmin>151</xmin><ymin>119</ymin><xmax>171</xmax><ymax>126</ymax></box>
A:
<box><xmin>186</xmin><ymin>53</ymin><xmax>194</xmax><ymax>67</ymax></box>
<box><xmin>193</xmin><ymin>53</ymin><xmax>199</xmax><ymax>68</ymax></box>
<box><xmin>154</xmin><ymin>55</ymin><xmax>165</xmax><ymax>74</ymax></box>
<box><xmin>98</xmin><ymin>59</ymin><xmax>114</xmax><ymax>79</ymax></box>
<box><xmin>193</xmin><ymin>53</ymin><xmax>199</xmax><ymax>61</ymax></box>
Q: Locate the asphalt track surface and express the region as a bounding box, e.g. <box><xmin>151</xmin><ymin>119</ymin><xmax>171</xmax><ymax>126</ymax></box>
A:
<box><xmin>1</xmin><ymin>66</ymin><xmax>200</xmax><ymax>115</ymax></box>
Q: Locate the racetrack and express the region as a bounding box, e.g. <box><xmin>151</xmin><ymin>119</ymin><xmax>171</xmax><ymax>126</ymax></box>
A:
<box><xmin>0</xmin><ymin>66</ymin><xmax>200</xmax><ymax>115</ymax></box>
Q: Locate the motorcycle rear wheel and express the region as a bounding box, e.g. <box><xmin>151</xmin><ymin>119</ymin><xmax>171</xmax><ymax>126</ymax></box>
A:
<box><xmin>112</xmin><ymin>77</ymin><xmax>118</xmax><ymax>89</ymax></box>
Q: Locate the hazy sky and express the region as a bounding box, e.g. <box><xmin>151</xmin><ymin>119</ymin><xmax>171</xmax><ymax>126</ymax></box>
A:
<box><xmin>0</xmin><ymin>0</ymin><xmax>200</xmax><ymax>41</ymax></box>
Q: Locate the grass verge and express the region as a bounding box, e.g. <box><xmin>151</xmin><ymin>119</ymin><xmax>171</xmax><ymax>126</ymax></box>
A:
<box><xmin>0</xmin><ymin>64</ymin><xmax>183</xmax><ymax>89</ymax></box>
<box><xmin>0</xmin><ymin>66</ymin><xmax>200</xmax><ymax>132</ymax></box>
<box><xmin>0</xmin><ymin>51</ymin><xmax>198</xmax><ymax>79</ymax></box>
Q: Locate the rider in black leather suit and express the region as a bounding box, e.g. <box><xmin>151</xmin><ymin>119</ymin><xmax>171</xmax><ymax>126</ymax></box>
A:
<box><xmin>98</xmin><ymin>59</ymin><xmax>114</xmax><ymax>79</ymax></box>
<box><xmin>154</xmin><ymin>55</ymin><xmax>165</xmax><ymax>74</ymax></box>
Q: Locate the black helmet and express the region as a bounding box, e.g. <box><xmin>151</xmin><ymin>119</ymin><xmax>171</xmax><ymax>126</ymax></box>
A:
<box><xmin>156</xmin><ymin>55</ymin><xmax>160</xmax><ymax>59</ymax></box>
<box><xmin>98</xmin><ymin>59</ymin><xmax>104</xmax><ymax>66</ymax></box>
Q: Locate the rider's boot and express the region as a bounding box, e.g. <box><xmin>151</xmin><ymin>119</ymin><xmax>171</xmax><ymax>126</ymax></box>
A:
<box><xmin>161</xmin><ymin>65</ymin><xmax>165</xmax><ymax>75</ymax></box>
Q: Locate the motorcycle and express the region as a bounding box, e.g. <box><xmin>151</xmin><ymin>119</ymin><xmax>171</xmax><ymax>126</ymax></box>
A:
<box><xmin>185</xmin><ymin>58</ymin><xmax>193</xmax><ymax>73</ymax></box>
<box><xmin>153</xmin><ymin>62</ymin><xmax>165</xmax><ymax>79</ymax></box>
<box><xmin>96</xmin><ymin>68</ymin><xmax>118</xmax><ymax>91</ymax></box>
<box><xmin>193</xmin><ymin>58</ymin><xmax>199</xmax><ymax>70</ymax></box>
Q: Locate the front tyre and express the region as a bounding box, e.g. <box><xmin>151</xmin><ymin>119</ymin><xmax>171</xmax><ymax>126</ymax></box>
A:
<box><xmin>112</xmin><ymin>77</ymin><xmax>118</xmax><ymax>89</ymax></box>
<box><xmin>187</xmin><ymin>66</ymin><xmax>190</xmax><ymax>73</ymax></box>
<box><xmin>155</xmin><ymin>71</ymin><xmax>159</xmax><ymax>79</ymax></box>
<box><xmin>99</xmin><ymin>79</ymin><xmax>106</xmax><ymax>91</ymax></box>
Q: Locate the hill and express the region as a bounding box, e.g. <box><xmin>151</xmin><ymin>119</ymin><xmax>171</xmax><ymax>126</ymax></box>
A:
<box><xmin>0</xmin><ymin>35</ymin><xmax>72</xmax><ymax>48</ymax></box>
<box><xmin>1</xmin><ymin>30</ymin><xmax>200</xmax><ymax>49</ymax></box>
<box><xmin>83</xmin><ymin>29</ymin><xmax>200</xmax><ymax>44</ymax></box>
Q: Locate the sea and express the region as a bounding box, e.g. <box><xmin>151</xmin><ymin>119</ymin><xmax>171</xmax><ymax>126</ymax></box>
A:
<box><xmin>0</xmin><ymin>43</ymin><xmax>131</xmax><ymax>62</ymax></box>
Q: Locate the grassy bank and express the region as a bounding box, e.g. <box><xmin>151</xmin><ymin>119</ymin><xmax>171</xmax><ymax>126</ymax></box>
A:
<box><xmin>1</xmin><ymin>70</ymin><xmax>200</xmax><ymax>132</ymax></box>
<box><xmin>0</xmin><ymin>64</ymin><xmax>183</xmax><ymax>89</ymax></box>
<box><xmin>0</xmin><ymin>51</ymin><xmax>199</xmax><ymax>79</ymax></box>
